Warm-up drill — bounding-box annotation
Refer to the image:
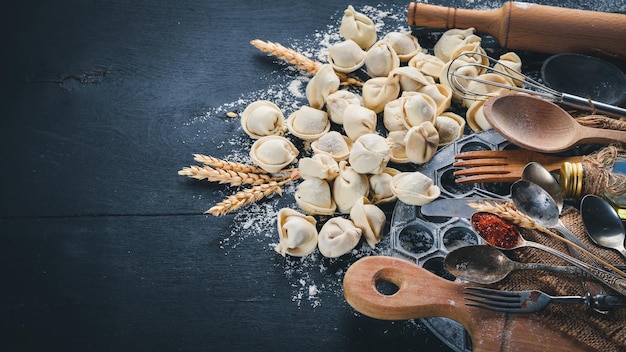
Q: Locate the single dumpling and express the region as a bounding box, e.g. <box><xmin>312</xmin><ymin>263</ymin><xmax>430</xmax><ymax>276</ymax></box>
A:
<box><xmin>382</xmin><ymin>98</ymin><xmax>408</xmax><ymax>132</ymax></box>
<box><xmin>286</xmin><ymin>105</ymin><xmax>331</xmax><ymax>140</ymax></box>
<box><xmin>389</xmin><ymin>66</ymin><xmax>435</xmax><ymax>92</ymax></box>
<box><xmin>368</xmin><ymin>167</ymin><xmax>399</xmax><ymax>204</ymax></box>
<box><xmin>408</xmin><ymin>52</ymin><xmax>445</xmax><ymax>81</ymax></box>
<box><xmin>310</xmin><ymin>131</ymin><xmax>353</xmax><ymax>161</ymax></box>
<box><xmin>440</xmin><ymin>57</ymin><xmax>481</xmax><ymax>103</ymax></box>
<box><xmin>349</xmin><ymin>133</ymin><xmax>390</xmax><ymax>175</ymax></box>
<box><xmin>433</xmin><ymin>27</ymin><xmax>481</xmax><ymax>62</ymax></box>
<box><xmin>364</xmin><ymin>40</ymin><xmax>400</xmax><ymax>78</ymax></box>
<box><xmin>462</xmin><ymin>72</ymin><xmax>514</xmax><ymax>108</ymax></box>
<box><xmin>333</xmin><ymin>161</ymin><xmax>370</xmax><ymax>214</ymax></box>
<box><xmin>240</xmin><ymin>100</ymin><xmax>286</xmax><ymax>139</ymax></box>
<box><xmin>295</xmin><ymin>177</ymin><xmax>337</xmax><ymax>215</ymax></box>
<box><xmin>494</xmin><ymin>52</ymin><xmax>524</xmax><ymax>87</ymax></box>
<box><xmin>318</xmin><ymin>217</ymin><xmax>362</xmax><ymax>258</ymax></box>
<box><xmin>342</xmin><ymin>104</ymin><xmax>377</xmax><ymax>141</ymax></box>
<box><xmin>275</xmin><ymin>208</ymin><xmax>318</xmax><ymax>257</ymax></box>
<box><xmin>391</xmin><ymin>171</ymin><xmax>440</xmax><ymax>206</ymax></box>
<box><xmin>386</xmin><ymin>130</ymin><xmax>409</xmax><ymax>164</ymax></box>
<box><xmin>435</xmin><ymin>112</ymin><xmax>465</xmax><ymax>146</ymax></box>
<box><xmin>417</xmin><ymin>84</ymin><xmax>452</xmax><ymax>115</ymax></box>
<box><xmin>401</xmin><ymin>92</ymin><xmax>438</xmax><ymax>129</ymax></box>
<box><xmin>362</xmin><ymin>76</ymin><xmax>401</xmax><ymax>113</ymax></box>
<box><xmin>339</xmin><ymin>5</ymin><xmax>377</xmax><ymax>50</ymax></box>
<box><xmin>404</xmin><ymin>121</ymin><xmax>439</xmax><ymax>164</ymax></box>
<box><xmin>306</xmin><ymin>64</ymin><xmax>340</xmax><ymax>109</ymax></box>
<box><xmin>250</xmin><ymin>135</ymin><xmax>299</xmax><ymax>173</ymax></box>
<box><xmin>350</xmin><ymin>196</ymin><xmax>386</xmax><ymax>248</ymax></box>
<box><xmin>466</xmin><ymin>100</ymin><xmax>491</xmax><ymax>132</ymax></box>
<box><xmin>298</xmin><ymin>153</ymin><xmax>339</xmax><ymax>181</ymax></box>
<box><xmin>328</xmin><ymin>39</ymin><xmax>366</xmax><ymax>73</ymax></box>
<box><xmin>325</xmin><ymin>90</ymin><xmax>363</xmax><ymax>125</ymax></box>
<box><xmin>383</xmin><ymin>32</ymin><xmax>422</xmax><ymax>62</ymax></box>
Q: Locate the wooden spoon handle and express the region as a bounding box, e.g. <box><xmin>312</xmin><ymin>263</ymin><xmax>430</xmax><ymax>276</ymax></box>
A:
<box><xmin>407</xmin><ymin>2</ymin><xmax>626</xmax><ymax>59</ymax></box>
<box><xmin>578</xmin><ymin>123</ymin><xmax>626</xmax><ymax>146</ymax></box>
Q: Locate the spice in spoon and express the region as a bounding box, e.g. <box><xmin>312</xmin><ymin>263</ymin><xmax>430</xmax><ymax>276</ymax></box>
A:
<box><xmin>470</xmin><ymin>212</ymin><xmax>522</xmax><ymax>250</ymax></box>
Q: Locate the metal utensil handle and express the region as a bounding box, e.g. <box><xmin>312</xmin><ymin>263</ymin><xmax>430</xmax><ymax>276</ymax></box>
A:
<box><xmin>593</xmin><ymin>294</ymin><xmax>626</xmax><ymax>309</ymax></box>
<box><xmin>560</xmin><ymin>93</ymin><xmax>626</xmax><ymax>118</ymax></box>
<box><xmin>523</xmin><ymin>262</ymin><xmax>590</xmax><ymax>278</ymax></box>
<box><xmin>527</xmin><ymin>241</ymin><xmax>626</xmax><ymax>296</ymax></box>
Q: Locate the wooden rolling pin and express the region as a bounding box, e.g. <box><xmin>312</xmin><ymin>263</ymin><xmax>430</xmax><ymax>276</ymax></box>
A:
<box><xmin>407</xmin><ymin>1</ymin><xmax>626</xmax><ymax>59</ymax></box>
<box><xmin>343</xmin><ymin>256</ymin><xmax>593</xmax><ymax>352</ymax></box>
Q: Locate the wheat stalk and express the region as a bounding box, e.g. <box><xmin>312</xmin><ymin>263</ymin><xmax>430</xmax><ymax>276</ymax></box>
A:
<box><xmin>207</xmin><ymin>170</ymin><xmax>300</xmax><ymax>216</ymax></box>
<box><xmin>178</xmin><ymin>165</ymin><xmax>282</xmax><ymax>186</ymax></box>
<box><xmin>470</xmin><ymin>201</ymin><xmax>626</xmax><ymax>277</ymax></box>
<box><xmin>193</xmin><ymin>154</ymin><xmax>268</xmax><ymax>174</ymax></box>
<box><xmin>250</xmin><ymin>39</ymin><xmax>364</xmax><ymax>87</ymax></box>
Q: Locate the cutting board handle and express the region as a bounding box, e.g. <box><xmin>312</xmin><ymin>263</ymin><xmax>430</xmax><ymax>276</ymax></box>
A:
<box><xmin>407</xmin><ymin>1</ymin><xmax>626</xmax><ymax>59</ymax></box>
<box><xmin>343</xmin><ymin>256</ymin><xmax>593</xmax><ymax>352</ymax></box>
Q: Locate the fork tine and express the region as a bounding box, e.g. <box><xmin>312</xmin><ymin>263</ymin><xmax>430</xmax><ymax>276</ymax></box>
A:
<box><xmin>453</xmin><ymin>158</ymin><xmax>510</xmax><ymax>168</ymax></box>
<box><xmin>454</xmin><ymin>169</ymin><xmax>520</xmax><ymax>184</ymax></box>
<box><xmin>464</xmin><ymin>287</ymin><xmax>526</xmax><ymax>313</ymax></box>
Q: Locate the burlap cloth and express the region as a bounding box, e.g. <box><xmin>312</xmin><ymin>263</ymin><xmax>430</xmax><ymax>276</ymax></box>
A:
<box><xmin>490</xmin><ymin>206</ymin><xmax>626</xmax><ymax>352</ymax></box>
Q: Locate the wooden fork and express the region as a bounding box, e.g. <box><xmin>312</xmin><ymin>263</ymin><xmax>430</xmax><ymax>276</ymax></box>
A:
<box><xmin>453</xmin><ymin>149</ymin><xmax>584</xmax><ymax>183</ymax></box>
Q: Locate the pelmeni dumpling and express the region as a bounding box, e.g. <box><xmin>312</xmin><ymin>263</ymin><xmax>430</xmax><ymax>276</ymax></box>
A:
<box><xmin>306</xmin><ymin>64</ymin><xmax>340</xmax><ymax>109</ymax></box>
<box><xmin>417</xmin><ymin>84</ymin><xmax>452</xmax><ymax>115</ymax></box>
<box><xmin>339</xmin><ymin>5</ymin><xmax>377</xmax><ymax>50</ymax></box>
<box><xmin>295</xmin><ymin>177</ymin><xmax>337</xmax><ymax>215</ymax></box>
<box><xmin>350</xmin><ymin>196</ymin><xmax>386</xmax><ymax>248</ymax></box>
<box><xmin>318</xmin><ymin>217</ymin><xmax>362</xmax><ymax>258</ymax></box>
<box><xmin>494</xmin><ymin>52</ymin><xmax>524</xmax><ymax>87</ymax></box>
<box><xmin>310</xmin><ymin>131</ymin><xmax>353</xmax><ymax>161</ymax></box>
<box><xmin>408</xmin><ymin>52</ymin><xmax>445</xmax><ymax>81</ymax></box>
<box><xmin>275</xmin><ymin>208</ymin><xmax>318</xmax><ymax>257</ymax></box>
<box><xmin>328</xmin><ymin>40</ymin><xmax>366</xmax><ymax>73</ymax></box>
<box><xmin>382</xmin><ymin>98</ymin><xmax>408</xmax><ymax>132</ymax></box>
<box><xmin>404</xmin><ymin>121</ymin><xmax>439</xmax><ymax>164</ymax></box>
<box><xmin>298</xmin><ymin>153</ymin><xmax>339</xmax><ymax>181</ymax></box>
<box><xmin>240</xmin><ymin>100</ymin><xmax>286</xmax><ymax>139</ymax></box>
<box><xmin>462</xmin><ymin>72</ymin><xmax>514</xmax><ymax>107</ymax></box>
<box><xmin>466</xmin><ymin>100</ymin><xmax>491</xmax><ymax>132</ymax></box>
<box><xmin>435</xmin><ymin>112</ymin><xmax>465</xmax><ymax>146</ymax></box>
<box><xmin>391</xmin><ymin>171</ymin><xmax>440</xmax><ymax>206</ymax></box>
<box><xmin>389</xmin><ymin>66</ymin><xmax>435</xmax><ymax>92</ymax></box>
<box><xmin>401</xmin><ymin>92</ymin><xmax>438</xmax><ymax>129</ymax></box>
<box><xmin>440</xmin><ymin>57</ymin><xmax>480</xmax><ymax>102</ymax></box>
<box><xmin>362</xmin><ymin>76</ymin><xmax>401</xmax><ymax>113</ymax></box>
<box><xmin>349</xmin><ymin>133</ymin><xmax>390</xmax><ymax>175</ymax></box>
<box><xmin>364</xmin><ymin>41</ymin><xmax>400</xmax><ymax>78</ymax></box>
<box><xmin>386</xmin><ymin>130</ymin><xmax>409</xmax><ymax>164</ymax></box>
<box><xmin>333</xmin><ymin>161</ymin><xmax>370</xmax><ymax>214</ymax></box>
<box><xmin>342</xmin><ymin>104</ymin><xmax>377</xmax><ymax>141</ymax></box>
<box><xmin>286</xmin><ymin>105</ymin><xmax>331</xmax><ymax>140</ymax></box>
<box><xmin>250</xmin><ymin>135</ymin><xmax>299</xmax><ymax>173</ymax></box>
<box><xmin>433</xmin><ymin>27</ymin><xmax>481</xmax><ymax>62</ymax></box>
<box><xmin>383</xmin><ymin>32</ymin><xmax>422</xmax><ymax>62</ymax></box>
<box><xmin>369</xmin><ymin>167</ymin><xmax>399</xmax><ymax>204</ymax></box>
<box><xmin>326</xmin><ymin>90</ymin><xmax>363</xmax><ymax>125</ymax></box>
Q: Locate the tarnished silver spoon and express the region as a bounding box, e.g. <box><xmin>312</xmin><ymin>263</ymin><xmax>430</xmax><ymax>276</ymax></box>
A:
<box><xmin>521</xmin><ymin>161</ymin><xmax>563</xmax><ymax>214</ymax></box>
<box><xmin>444</xmin><ymin>245</ymin><xmax>590</xmax><ymax>284</ymax></box>
<box><xmin>581</xmin><ymin>194</ymin><xmax>626</xmax><ymax>260</ymax></box>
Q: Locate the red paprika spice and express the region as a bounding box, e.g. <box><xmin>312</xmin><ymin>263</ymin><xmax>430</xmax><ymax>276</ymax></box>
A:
<box><xmin>470</xmin><ymin>212</ymin><xmax>521</xmax><ymax>249</ymax></box>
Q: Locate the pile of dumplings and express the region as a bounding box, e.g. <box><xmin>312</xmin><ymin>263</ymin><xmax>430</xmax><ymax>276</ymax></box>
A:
<box><xmin>240</xmin><ymin>5</ymin><xmax>524</xmax><ymax>258</ymax></box>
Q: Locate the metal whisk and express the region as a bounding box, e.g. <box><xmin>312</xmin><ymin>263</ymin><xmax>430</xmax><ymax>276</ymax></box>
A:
<box><xmin>445</xmin><ymin>52</ymin><xmax>626</xmax><ymax>118</ymax></box>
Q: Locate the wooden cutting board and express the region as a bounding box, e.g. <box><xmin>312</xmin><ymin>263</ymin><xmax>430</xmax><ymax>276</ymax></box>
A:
<box><xmin>343</xmin><ymin>256</ymin><xmax>596</xmax><ymax>352</ymax></box>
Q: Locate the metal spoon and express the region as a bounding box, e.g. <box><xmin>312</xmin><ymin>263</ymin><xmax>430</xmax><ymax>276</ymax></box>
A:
<box><xmin>483</xmin><ymin>94</ymin><xmax>626</xmax><ymax>153</ymax></box>
<box><xmin>470</xmin><ymin>212</ymin><xmax>626</xmax><ymax>296</ymax></box>
<box><xmin>581</xmin><ymin>194</ymin><xmax>626</xmax><ymax>260</ymax></box>
<box><xmin>444</xmin><ymin>245</ymin><xmax>589</xmax><ymax>284</ymax></box>
<box><xmin>521</xmin><ymin>162</ymin><xmax>563</xmax><ymax>214</ymax></box>
<box><xmin>511</xmin><ymin>179</ymin><xmax>592</xmax><ymax>254</ymax></box>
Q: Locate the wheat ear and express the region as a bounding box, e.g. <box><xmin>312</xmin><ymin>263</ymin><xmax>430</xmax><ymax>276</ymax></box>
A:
<box><xmin>192</xmin><ymin>154</ymin><xmax>268</xmax><ymax>174</ymax></box>
<box><xmin>470</xmin><ymin>201</ymin><xmax>626</xmax><ymax>277</ymax></box>
<box><xmin>207</xmin><ymin>170</ymin><xmax>300</xmax><ymax>216</ymax></box>
<box><xmin>177</xmin><ymin>165</ymin><xmax>283</xmax><ymax>186</ymax></box>
<box><xmin>250</xmin><ymin>39</ymin><xmax>364</xmax><ymax>87</ymax></box>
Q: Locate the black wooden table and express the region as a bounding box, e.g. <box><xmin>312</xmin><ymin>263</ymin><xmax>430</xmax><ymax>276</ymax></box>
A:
<box><xmin>2</xmin><ymin>0</ymin><xmax>621</xmax><ymax>351</ymax></box>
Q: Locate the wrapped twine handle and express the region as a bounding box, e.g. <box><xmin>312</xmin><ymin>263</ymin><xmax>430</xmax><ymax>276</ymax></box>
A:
<box><xmin>581</xmin><ymin>145</ymin><xmax>626</xmax><ymax>198</ymax></box>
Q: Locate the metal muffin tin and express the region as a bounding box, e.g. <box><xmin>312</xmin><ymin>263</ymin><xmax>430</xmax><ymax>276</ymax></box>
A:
<box><xmin>390</xmin><ymin>129</ymin><xmax>512</xmax><ymax>352</ymax></box>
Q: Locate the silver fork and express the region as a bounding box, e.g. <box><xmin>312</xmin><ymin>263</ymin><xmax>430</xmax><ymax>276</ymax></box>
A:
<box><xmin>464</xmin><ymin>287</ymin><xmax>626</xmax><ymax>313</ymax></box>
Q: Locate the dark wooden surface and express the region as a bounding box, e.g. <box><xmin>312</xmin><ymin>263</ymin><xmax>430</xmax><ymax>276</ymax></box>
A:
<box><xmin>2</xmin><ymin>0</ymin><xmax>621</xmax><ymax>351</ymax></box>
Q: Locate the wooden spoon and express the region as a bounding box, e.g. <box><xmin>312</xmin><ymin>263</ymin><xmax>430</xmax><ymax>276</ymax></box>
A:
<box><xmin>483</xmin><ymin>94</ymin><xmax>626</xmax><ymax>153</ymax></box>
<box><xmin>343</xmin><ymin>256</ymin><xmax>593</xmax><ymax>352</ymax></box>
